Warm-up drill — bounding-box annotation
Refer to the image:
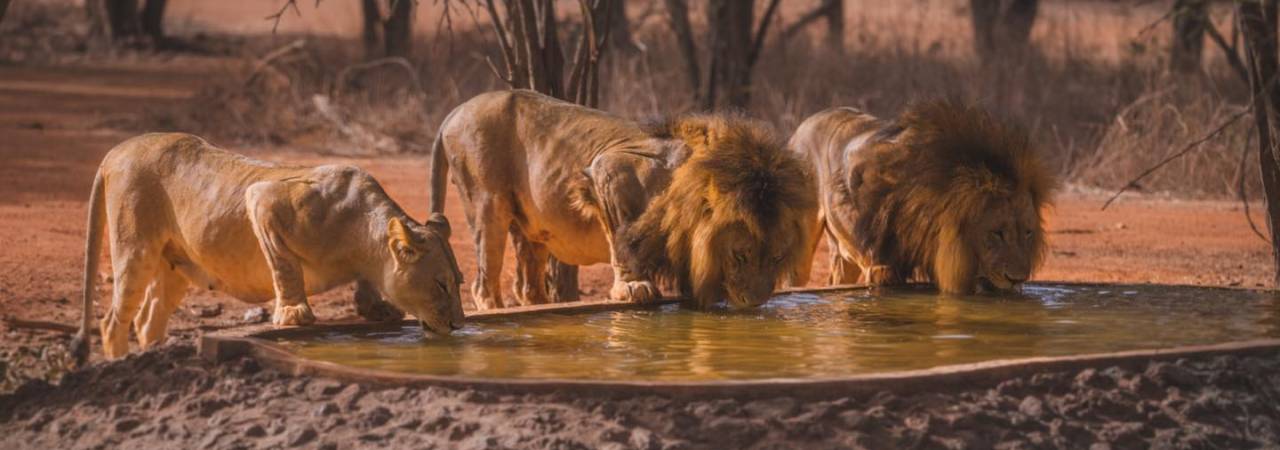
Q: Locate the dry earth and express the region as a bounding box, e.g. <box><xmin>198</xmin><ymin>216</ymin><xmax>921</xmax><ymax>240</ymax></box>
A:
<box><xmin>0</xmin><ymin>60</ymin><xmax>1276</xmax><ymax>448</ymax></box>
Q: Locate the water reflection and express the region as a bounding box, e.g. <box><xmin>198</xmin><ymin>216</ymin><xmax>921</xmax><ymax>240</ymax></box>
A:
<box><xmin>278</xmin><ymin>284</ymin><xmax>1280</xmax><ymax>381</ymax></box>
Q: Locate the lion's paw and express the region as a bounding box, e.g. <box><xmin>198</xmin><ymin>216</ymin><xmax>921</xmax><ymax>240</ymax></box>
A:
<box><xmin>272</xmin><ymin>302</ymin><xmax>316</xmax><ymax>326</ymax></box>
<box><xmin>865</xmin><ymin>265</ymin><xmax>898</xmax><ymax>286</ymax></box>
<box><xmin>356</xmin><ymin>295</ymin><xmax>405</xmax><ymax>323</ymax></box>
<box><xmin>610</xmin><ymin>280</ymin><xmax>660</xmax><ymax>304</ymax></box>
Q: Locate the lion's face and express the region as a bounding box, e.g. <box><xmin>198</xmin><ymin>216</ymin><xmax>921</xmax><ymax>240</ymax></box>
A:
<box><xmin>704</xmin><ymin>222</ymin><xmax>796</xmax><ymax>308</ymax></box>
<box><xmin>384</xmin><ymin>215</ymin><xmax>465</xmax><ymax>336</ymax></box>
<box><xmin>966</xmin><ymin>193</ymin><xmax>1043</xmax><ymax>291</ymax></box>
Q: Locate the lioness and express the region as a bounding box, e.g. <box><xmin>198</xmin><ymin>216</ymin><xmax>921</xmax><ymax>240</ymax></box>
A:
<box><xmin>72</xmin><ymin>133</ymin><xmax>465</xmax><ymax>363</ymax></box>
<box><xmin>790</xmin><ymin>101</ymin><xmax>1055</xmax><ymax>293</ymax></box>
<box><xmin>431</xmin><ymin>90</ymin><xmax>816</xmax><ymax>309</ymax></box>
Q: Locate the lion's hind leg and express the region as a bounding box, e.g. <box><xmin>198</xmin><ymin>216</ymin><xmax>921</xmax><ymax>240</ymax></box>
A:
<box><xmin>101</xmin><ymin>247</ymin><xmax>163</xmax><ymax>359</ymax></box>
<box><xmin>133</xmin><ymin>265</ymin><xmax>189</xmax><ymax>350</ymax></box>
<box><xmin>510</xmin><ymin>228</ymin><xmax>550</xmax><ymax>306</ymax></box>
<box><xmin>469</xmin><ymin>198</ymin><xmax>514</xmax><ymax>310</ymax></box>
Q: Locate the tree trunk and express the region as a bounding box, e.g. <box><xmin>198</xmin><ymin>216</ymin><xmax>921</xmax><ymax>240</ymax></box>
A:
<box><xmin>607</xmin><ymin>0</ymin><xmax>637</xmax><ymax>55</ymax></box>
<box><xmin>1171</xmin><ymin>0</ymin><xmax>1208</xmax><ymax>73</ymax></box>
<box><xmin>824</xmin><ymin>0</ymin><xmax>845</xmax><ymax>52</ymax></box>
<box><xmin>0</xmin><ymin>0</ymin><xmax>12</xmax><ymax>27</ymax></box>
<box><xmin>383</xmin><ymin>0</ymin><xmax>413</xmax><ymax>57</ymax></box>
<box><xmin>705</xmin><ymin>0</ymin><xmax>754</xmax><ymax>109</ymax></box>
<box><xmin>970</xmin><ymin>0</ymin><xmax>1038</xmax><ymax>61</ymax></box>
<box><xmin>782</xmin><ymin>0</ymin><xmax>844</xmax><ymax>51</ymax></box>
<box><xmin>1238</xmin><ymin>0</ymin><xmax>1280</xmax><ymax>286</ymax></box>
<box><xmin>140</xmin><ymin>0</ymin><xmax>167</xmax><ymax>41</ymax></box>
<box><xmin>105</xmin><ymin>0</ymin><xmax>141</xmax><ymax>39</ymax></box>
<box><xmin>663</xmin><ymin>0</ymin><xmax>701</xmax><ymax>96</ymax></box>
<box><xmin>361</xmin><ymin>0</ymin><xmax>383</xmax><ymax>58</ymax></box>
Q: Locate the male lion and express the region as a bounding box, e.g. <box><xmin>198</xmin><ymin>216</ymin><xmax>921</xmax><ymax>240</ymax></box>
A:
<box><xmin>72</xmin><ymin>133</ymin><xmax>465</xmax><ymax>363</ymax></box>
<box><xmin>789</xmin><ymin>101</ymin><xmax>1055</xmax><ymax>293</ymax></box>
<box><xmin>431</xmin><ymin>90</ymin><xmax>815</xmax><ymax>309</ymax></box>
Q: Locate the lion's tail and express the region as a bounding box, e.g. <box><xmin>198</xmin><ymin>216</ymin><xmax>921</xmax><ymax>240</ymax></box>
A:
<box><xmin>428</xmin><ymin>121</ymin><xmax>450</xmax><ymax>215</ymax></box>
<box><xmin>72</xmin><ymin>168</ymin><xmax>106</xmax><ymax>366</ymax></box>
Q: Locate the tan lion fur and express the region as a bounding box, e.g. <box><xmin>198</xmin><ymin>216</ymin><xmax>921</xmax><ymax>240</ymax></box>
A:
<box><xmin>790</xmin><ymin>101</ymin><xmax>1055</xmax><ymax>293</ymax></box>
<box><xmin>433</xmin><ymin>91</ymin><xmax>816</xmax><ymax>309</ymax></box>
<box><xmin>73</xmin><ymin>133</ymin><xmax>465</xmax><ymax>363</ymax></box>
<box><xmin>617</xmin><ymin>115</ymin><xmax>818</xmax><ymax>307</ymax></box>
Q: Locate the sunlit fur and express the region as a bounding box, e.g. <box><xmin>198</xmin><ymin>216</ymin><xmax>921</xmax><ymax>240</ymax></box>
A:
<box><xmin>617</xmin><ymin>115</ymin><xmax>818</xmax><ymax>308</ymax></box>
<box><xmin>846</xmin><ymin>101</ymin><xmax>1056</xmax><ymax>293</ymax></box>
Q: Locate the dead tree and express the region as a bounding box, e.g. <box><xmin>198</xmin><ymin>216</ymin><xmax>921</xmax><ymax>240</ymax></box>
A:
<box><xmin>608</xmin><ymin>0</ymin><xmax>639</xmax><ymax>54</ymax></box>
<box><xmin>1171</xmin><ymin>0</ymin><xmax>1210</xmax><ymax>72</ymax></box>
<box><xmin>86</xmin><ymin>0</ymin><xmax>167</xmax><ymax>42</ymax></box>
<box><xmin>783</xmin><ymin>0</ymin><xmax>845</xmax><ymax>52</ymax></box>
<box><xmin>1238</xmin><ymin>0</ymin><xmax>1280</xmax><ymax>284</ymax></box>
<box><xmin>664</xmin><ymin>0</ymin><xmax>701</xmax><ymax>94</ymax></box>
<box><xmin>360</xmin><ymin>0</ymin><xmax>416</xmax><ymax>58</ymax></box>
<box><xmin>969</xmin><ymin>0</ymin><xmax>1039</xmax><ymax>61</ymax></box>
<box><xmin>480</xmin><ymin>0</ymin><xmax>614</xmax><ymax>302</ymax></box>
<box><xmin>664</xmin><ymin>0</ymin><xmax>782</xmax><ymax>110</ymax></box>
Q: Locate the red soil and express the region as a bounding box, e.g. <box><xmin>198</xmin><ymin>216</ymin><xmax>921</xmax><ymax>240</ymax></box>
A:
<box><xmin>0</xmin><ymin>60</ymin><xmax>1272</xmax><ymax>366</ymax></box>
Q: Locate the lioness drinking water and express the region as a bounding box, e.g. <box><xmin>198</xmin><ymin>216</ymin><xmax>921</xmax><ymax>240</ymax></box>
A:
<box><xmin>72</xmin><ymin>133</ymin><xmax>465</xmax><ymax>363</ymax></box>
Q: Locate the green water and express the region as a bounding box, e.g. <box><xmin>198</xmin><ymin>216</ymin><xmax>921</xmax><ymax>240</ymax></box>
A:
<box><xmin>275</xmin><ymin>284</ymin><xmax>1280</xmax><ymax>381</ymax></box>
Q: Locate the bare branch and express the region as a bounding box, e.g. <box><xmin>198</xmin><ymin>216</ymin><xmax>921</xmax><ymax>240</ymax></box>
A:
<box><xmin>4</xmin><ymin>315</ymin><xmax>83</xmax><ymax>334</ymax></box>
<box><xmin>485</xmin><ymin>56</ymin><xmax>514</xmax><ymax>86</ymax></box>
<box><xmin>782</xmin><ymin>0</ymin><xmax>839</xmax><ymax>40</ymax></box>
<box><xmin>244</xmin><ymin>39</ymin><xmax>307</xmax><ymax>87</ymax></box>
<box><xmin>1205</xmin><ymin>20</ymin><xmax>1249</xmax><ymax>83</ymax></box>
<box><xmin>748</xmin><ymin>0</ymin><xmax>783</xmax><ymax>68</ymax></box>
<box><xmin>483</xmin><ymin>0</ymin><xmax>517</xmax><ymax>83</ymax></box>
<box><xmin>265</xmin><ymin>0</ymin><xmax>303</xmax><ymax>34</ymax></box>
<box><xmin>1102</xmin><ymin>107</ymin><xmax>1251</xmax><ymax>210</ymax></box>
<box><xmin>1235</xmin><ymin>125</ymin><xmax>1271</xmax><ymax>243</ymax></box>
<box><xmin>335</xmin><ymin>57</ymin><xmax>426</xmax><ymax>98</ymax></box>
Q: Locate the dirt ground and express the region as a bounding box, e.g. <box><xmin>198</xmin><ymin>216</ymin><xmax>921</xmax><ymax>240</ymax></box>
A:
<box><xmin>0</xmin><ymin>59</ymin><xmax>1277</xmax><ymax>447</ymax></box>
<box><xmin>4</xmin><ymin>341</ymin><xmax>1280</xmax><ymax>449</ymax></box>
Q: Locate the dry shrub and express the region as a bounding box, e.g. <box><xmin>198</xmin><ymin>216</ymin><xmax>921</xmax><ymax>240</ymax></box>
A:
<box><xmin>1071</xmin><ymin>77</ymin><xmax>1257</xmax><ymax>199</ymax></box>
<box><xmin>12</xmin><ymin>0</ymin><xmax>1256</xmax><ymax>199</ymax></box>
<box><xmin>139</xmin><ymin>31</ymin><xmax>505</xmax><ymax>154</ymax></box>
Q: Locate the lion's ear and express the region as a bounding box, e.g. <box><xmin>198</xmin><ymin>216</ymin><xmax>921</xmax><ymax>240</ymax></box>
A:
<box><xmin>425</xmin><ymin>213</ymin><xmax>452</xmax><ymax>240</ymax></box>
<box><xmin>388</xmin><ymin>218</ymin><xmax>424</xmax><ymax>264</ymax></box>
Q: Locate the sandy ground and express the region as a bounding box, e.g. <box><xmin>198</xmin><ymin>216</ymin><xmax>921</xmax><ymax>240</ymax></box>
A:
<box><xmin>0</xmin><ymin>59</ymin><xmax>1277</xmax><ymax>447</ymax></box>
<box><xmin>3</xmin><ymin>342</ymin><xmax>1280</xmax><ymax>449</ymax></box>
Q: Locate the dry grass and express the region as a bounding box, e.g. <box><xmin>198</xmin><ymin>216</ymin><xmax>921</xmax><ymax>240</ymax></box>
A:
<box><xmin>2</xmin><ymin>0</ymin><xmax>1261</xmax><ymax>199</ymax></box>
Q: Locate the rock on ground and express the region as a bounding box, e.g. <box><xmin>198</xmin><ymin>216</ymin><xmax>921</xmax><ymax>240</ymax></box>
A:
<box><xmin>1</xmin><ymin>338</ymin><xmax>1279</xmax><ymax>449</ymax></box>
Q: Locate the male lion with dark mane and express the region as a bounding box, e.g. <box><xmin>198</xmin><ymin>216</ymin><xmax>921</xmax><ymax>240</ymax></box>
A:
<box><xmin>431</xmin><ymin>90</ymin><xmax>816</xmax><ymax>309</ymax></box>
<box><xmin>789</xmin><ymin>101</ymin><xmax>1056</xmax><ymax>293</ymax></box>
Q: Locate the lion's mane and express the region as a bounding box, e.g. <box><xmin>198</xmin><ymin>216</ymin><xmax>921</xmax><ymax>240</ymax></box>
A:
<box><xmin>851</xmin><ymin>100</ymin><xmax>1056</xmax><ymax>290</ymax></box>
<box><xmin>618</xmin><ymin>114</ymin><xmax>817</xmax><ymax>302</ymax></box>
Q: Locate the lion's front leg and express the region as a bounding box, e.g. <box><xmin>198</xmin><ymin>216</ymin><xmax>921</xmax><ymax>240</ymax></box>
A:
<box><xmin>583</xmin><ymin>151</ymin><xmax>670</xmax><ymax>304</ymax></box>
<box><xmin>354</xmin><ymin>280</ymin><xmax>404</xmax><ymax>322</ymax></box>
<box><xmin>246</xmin><ymin>182</ymin><xmax>316</xmax><ymax>326</ymax></box>
<box><xmin>608</xmin><ymin>269</ymin><xmax>661</xmax><ymax>304</ymax></box>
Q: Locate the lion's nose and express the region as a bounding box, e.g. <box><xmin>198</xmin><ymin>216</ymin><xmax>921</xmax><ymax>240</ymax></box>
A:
<box><xmin>1005</xmin><ymin>272</ymin><xmax>1029</xmax><ymax>284</ymax></box>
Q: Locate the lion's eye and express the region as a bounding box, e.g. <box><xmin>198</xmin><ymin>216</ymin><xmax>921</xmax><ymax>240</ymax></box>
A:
<box><xmin>735</xmin><ymin>252</ymin><xmax>748</xmax><ymax>263</ymax></box>
<box><xmin>990</xmin><ymin>231</ymin><xmax>1004</xmax><ymax>241</ymax></box>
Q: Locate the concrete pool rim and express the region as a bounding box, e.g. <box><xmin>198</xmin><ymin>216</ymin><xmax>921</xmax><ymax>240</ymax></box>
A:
<box><xmin>198</xmin><ymin>282</ymin><xmax>1280</xmax><ymax>400</ymax></box>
